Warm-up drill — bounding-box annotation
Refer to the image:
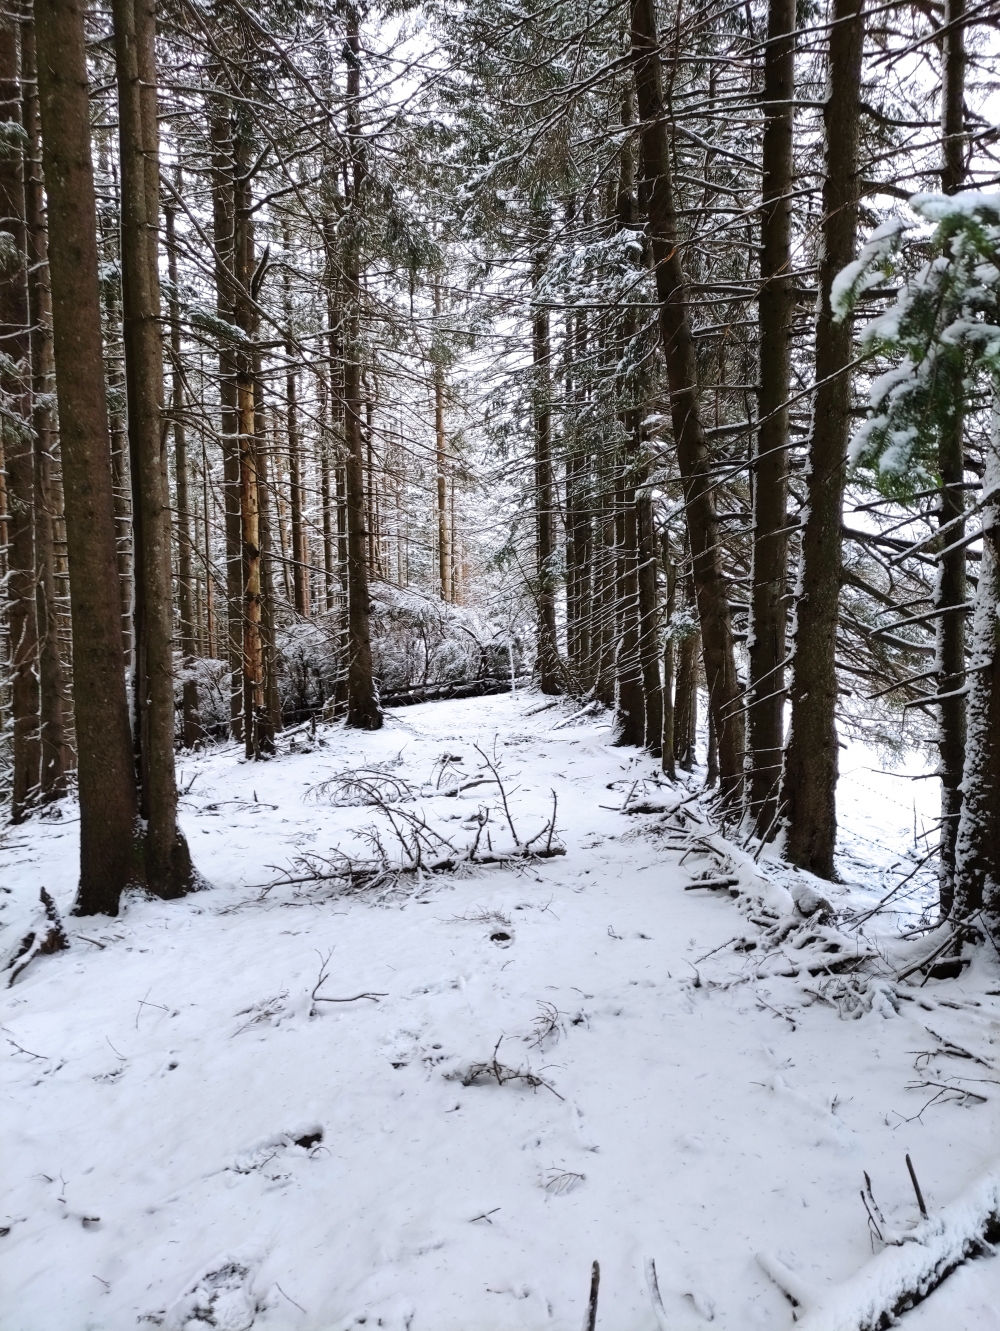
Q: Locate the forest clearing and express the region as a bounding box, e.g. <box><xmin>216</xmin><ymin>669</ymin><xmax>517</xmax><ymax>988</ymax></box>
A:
<box><xmin>3</xmin><ymin>693</ymin><xmax>1000</xmax><ymax>1329</ymax></box>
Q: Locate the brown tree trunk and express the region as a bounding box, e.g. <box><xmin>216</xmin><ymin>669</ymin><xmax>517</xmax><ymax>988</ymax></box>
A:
<box><xmin>166</xmin><ymin>194</ymin><xmax>201</xmax><ymax>748</ymax></box>
<box><xmin>343</xmin><ymin>6</ymin><xmax>381</xmax><ymax>730</ymax></box>
<box><xmin>631</xmin><ymin>0</ymin><xmax>742</xmax><ymax>797</ymax></box>
<box><xmin>533</xmin><ymin>240</ymin><xmax>561</xmax><ymax>695</ymax></box>
<box><xmin>210</xmin><ymin>94</ymin><xmax>243</xmax><ymax>743</ymax></box>
<box><xmin>0</xmin><ymin>13</ymin><xmax>38</xmax><ymax>821</ymax></box>
<box><xmin>23</xmin><ymin>9</ymin><xmax>68</xmax><ymax>802</ymax></box>
<box><xmin>36</xmin><ymin>0</ymin><xmax>141</xmax><ymax>912</ymax></box>
<box><xmin>778</xmin><ymin>0</ymin><xmax>864</xmax><ymax>878</ymax></box>
<box><xmin>660</xmin><ymin>531</ymin><xmax>676</xmax><ymax>779</ymax></box>
<box><xmin>748</xmin><ymin>0</ymin><xmax>794</xmax><ymax>834</ymax></box>
<box><xmin>433</xmin><ymin>282</ymin><xmax>451</xmax><ymax>603</ymax></box>
<box><xmin>112</xmin><ymin>0</ymin><xmax>193</xmax><ymax>896</ymax></box>
<box><xmin>254</xmin><ymin>373</ymin><xmax>280</xmax><ymax>741</ymax></box>
<box><xmin>637</xmin><ymin>490</ymin><xmax>662</xmax><ymax>754</ymax></box>
<box><xmin>284</xmin><ymin>242</ymin><xmax>309</xmax><ymax>616</ymax></box>
<box><xmin>936</xmin><ymin>0</ymin><xmax>967</xmax><ymax>917</ymax></box>
<box><xmin>230</xmin><ymin>132</ymin><xmax>272</xmax><ymax>757</ymax></box>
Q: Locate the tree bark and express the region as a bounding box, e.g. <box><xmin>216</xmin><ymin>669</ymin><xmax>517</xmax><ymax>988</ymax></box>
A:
<box><xmin>0</xmin><ymin>12</ymin><xmax>38</xmax><ymax>821</ymax></box>
<box><xmin>343</xmin><ymin>5</ymin><xmax>381</xmax><ymax>730</ymax></box>
<box><xmin>748</xmin><ymin>0</ymin><xmax>794</xmax><ymax>834</ymax></box>
<box><xmin>166</xmin><ymin>193</ymin><xmax>201</xmax><ymax>748</ymax></box>
<box><xmin>112</xmin><ymin>0</ymin><xmax>193</xmax><ymax>896</ymax></box>
<box><xmin>36</xmin><ymin>0</ymin><xmax>141</xmax><ymax>913</ymax></box>
<box><xmin>637</xmin><ymin>489</ymin><xmax>662</xmax><ymax>754</ymax></box>
<box><xmin>631</xmin><ymin>0</ymin><xmax>742</xmax><ymax>797</ymax></box>
<box><xmin>533</xmin><ymin>239</ymin><xmax>561</xmax><ymax>695</ymax></box>
<box><xmin>283</xmin><ymin>237</ymin><xmax>309</xmax><ymax>616</ymax></box>
<box><xmin>936</xmin><ymin>0</ymin><xmax>967</xmax><ymax>917</ymax></box>
<box><xmin>433</xmin><ymin>282</ymin><xmax>451</xmax><ymax>603</ymax></box>
<box><xmin>953</xmin><ymin>421</ymin><xmax>1000</xmax><ymax>926</ymax></box>
<box><xmin>778</xmin><ymin>0</ymin><xmax>864</xmax><ymax>878</ymax></box>
<box><xmin>23</xmin><ymin>7</ymin><xmax>68</xmax><ymax>802</ymax></box>
<box><xmin>209</xmin><ymin>92</ymin><xmax>243</xmax><ymax>743</ymax></box>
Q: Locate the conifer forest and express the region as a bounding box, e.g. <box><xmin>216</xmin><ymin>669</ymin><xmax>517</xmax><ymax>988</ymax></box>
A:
<box><xmin>3</xmin><ymin>0</ymin><xmax>1000</xmax><ymax>1327</ymax></box>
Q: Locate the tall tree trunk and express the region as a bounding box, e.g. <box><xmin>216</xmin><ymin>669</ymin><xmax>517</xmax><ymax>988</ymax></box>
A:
<box><xmin>112</xmin><ymin>0</ymin><xmax>193</xmax><ymax>896</ymax></box>
<box><xmin>231</xmin><ymin>132</ymin><xmax>272</xmax><ymax>757</ymax></box>
<box><xmin>936</xmin><ymin>0</ymin><xmax>967</xmax><ymax>917</ymax></box>
<box><xmin>0</xmin><ymin>13</ymin><xmax>38</xmax><ymax>821</ymax></box>
<box><xmin>613</xmin><ymin>117</ymin><xmax>645</xmax><ymax>744</ymax></box>
<box><xmin>637</xmin><ymin>490</ymin><xmax>662</xmax><ymax>754</ymax></box>
<box><xmin>343</xmin><ymin>6</ymin><xmax>381</xmax><ymax>730</ymax></box>
<box><xmin>660</xmin><ymin>531</ymin><xmax>677</xmax><ymax>779</ymax></box>
<box><xmin>533</xmin><ymin>239</ymin><xmax>561</xmax><ymax>694</ymax></box>
<box><xmin>254</xmin><ymin>369</ymin><xmax>280</xmax><ymax>740</ymax></box>
<box><xmin>433</xmin><ymin>282</ymin><xmax>451</xmax><ymax>603</ymax></box>
<box><xmin>284</xmin><ymin>237</ymin><xmax>309</xmax><ymax>616</ymax></box>
<box><xmin>166</xmin><ymin>194</ymin><xmax>201</xmax><ymax>748</ymax></box>
<box><xmin>631</xmin><ymin>0</ymin><xmax>742</xmax><ymax>797</ymax></box>
<box><xmin>210</xmin><ymin>94</ymin><xmax>243</xmax><ymax>743</ymax></box>
<box><xmin>778</xmin><ymin>0</ymin><xmax>864</xmax><ymax>878</ymax></box>
<box><xmin>23</xmin><ymin>8</ymin><xmax>68</xmax><ymax>802</ymax></box>
<box><xmin>36</xmin><ymin>0</ymin><xmax>141</xmax><ymax>912</ymax></box>
<box><xmin>953</xmin><ymin>418</ymin><xmax>1000</xmax><ymax>926</ymax></box>
<box><xmin>748</xmin><ymin>0</ymin><xmax>794</xmax><ymax>834</ymax></box>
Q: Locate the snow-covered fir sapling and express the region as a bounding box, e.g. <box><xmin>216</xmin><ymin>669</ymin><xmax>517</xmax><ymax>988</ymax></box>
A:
<box><xmin>835</xmin><ymin>191</ymin><xmax>1000</xmax><ymax>928</ymax></box>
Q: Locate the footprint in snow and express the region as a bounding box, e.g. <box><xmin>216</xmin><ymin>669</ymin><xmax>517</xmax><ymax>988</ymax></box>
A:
<box><xmin>164</xmin><ymin>1255</ymin><xmax>266</xmax><ymax>1330</ymax></box>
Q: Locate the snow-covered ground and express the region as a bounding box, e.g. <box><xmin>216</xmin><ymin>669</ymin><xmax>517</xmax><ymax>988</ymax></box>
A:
<box><xmin>2</xmin><ymin>693</ymin><xmax>999</xmax><ymax>1331</ymax></box>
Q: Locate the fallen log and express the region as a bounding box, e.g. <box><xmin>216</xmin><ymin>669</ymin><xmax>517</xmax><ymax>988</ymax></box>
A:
<box><xmin>758</xmin><ymin>1160</ymin><xmax>1000</xmax><ymax>1330</ymax></box>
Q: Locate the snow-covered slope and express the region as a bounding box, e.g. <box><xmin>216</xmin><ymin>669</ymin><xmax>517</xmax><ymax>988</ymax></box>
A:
<box><xmin>2</xmin><ymin>694</ymin><xmax>998</xmax><ymax>1330</ymax></box>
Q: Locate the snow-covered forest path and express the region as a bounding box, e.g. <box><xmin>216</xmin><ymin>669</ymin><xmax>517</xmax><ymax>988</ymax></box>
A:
<box><xmin>3</xmin><ymin>694</ymin><xmax>999</xmax><ymax>1330</ymax></box>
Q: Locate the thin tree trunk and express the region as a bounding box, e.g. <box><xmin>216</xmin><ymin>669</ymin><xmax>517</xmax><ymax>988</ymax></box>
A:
<box><xmin>637</xmin><ymin>490</ymin><xmax>662</xmax><ymax>754</ymax></box>
<box><xmin>343</xmin><ymin>6</ymin><xmax>381</xmax><ymax>729</ymax></box>
<box><xmin>631</xmin><ymin>0</ymin><xmax>742</xmax><ymax>797</ymax></box>
<box><xmin>36</xmin><ymin>0</ymin><xmax>141</xmax><ymax>912</ymax></box>
<box><xmin>433</xmin><ymin>282</ymin><xmax>451</xmax><ymax>602</ymax></box>
<box><xmin>779</xmin><ymin>0</ymin><xmax>864</xmax><ymax>879</ymax></box>
<box><xmin>254</xmin><ymin>376</ymin><xmax>280</xmax><ymax>741</ymax></box>
<box><xmin>660</xmin><ymin>531</ymin><xmax>677</xmax><ymax>779</ymax></box>
<box><xmin>112</xmin><ymin>0</ymin><xmax>193</xmax><ymax>896</ymax></box>
<box><xmin>0</xmin><ymin>13</ymin><xmax>38</xmax><ymax>821</ymax></box>
<box><xmin>936</xmin><ymin>0</ymin><xmax>967</xmax><ymax>917</ymax></box>
<box><xmin>613</xmin><ymin>115</ymin><xmax>644</xmax><ymax>744</ymax></box>
<box><xmin>166</xmin><ymin>193</ymin><xmax>201</xmax><ymax>748</ymax></box>
<box><xmin>533</xmin><ymin>239</ymin><xmax>561</xmax><ymax>695</ymax></box>
<box><xmin>748</xmin><ymin>0</ymin><xmax>794</xmax><ymax>834</ymax></box>
<box><xmin>284</xmin><ymin>239</ymin><xmax>309</xmax><ymax>616</ymax></box>
<box><xmin>953</xmin><ymin>416</ymin><xmax>1000</xmax><ymax>925</ymax></box>
<box><xmin>23</xmin><ymin>8</ymin><xmax>67</xmax><ymax>802</ymax></box>
<box><xmin>210</xmin><ymin>95</ymin><xmax>243</xmax><ymax>743</ymax></box>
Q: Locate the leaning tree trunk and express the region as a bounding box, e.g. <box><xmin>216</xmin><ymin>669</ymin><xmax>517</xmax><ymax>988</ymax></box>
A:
<box><xmin>747</xmin><ymin>0</ymin><xmax>795</xmax><ymax>835</ymax></box>
<box><xmin>112</xmin><ymin>0</ymin><xmax>193</xmax><ymax>896</ymax></box>
<box><xmin>343</xmin><ymin>6</ymin><xmax>382</xmax><ymax>730</ymax></box>
<box><xmin>0</xmin><ymin>13</ymin><xmax>38</xmax><ymax>823</ymax></box>
<box><xmin>23</xmin><ymin>8</ymin><xmax>68</xmax><ymax>803</ymax></box>
<box><xmin>778</xmin><ymin>0</ymin><xmax>864</xmax><ymax>879</ymax></box>
<box><xmin>35</xmin><ymin>0</ymin><xmax>141</xmax><ymax>913</ymax></box>
<box><xmin>631</xmin><ymin>0</ymin><xmax>742</xmax><ymax>798</ymax></box>
<box><xmin>936</xmin><ymin>0</ymin><xmax>968</xmax><ymax>917</ymax></box>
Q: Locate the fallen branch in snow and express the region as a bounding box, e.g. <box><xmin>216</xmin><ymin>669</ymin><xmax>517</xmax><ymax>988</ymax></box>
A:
<box><xmin>452</xmin><ymin>1036</ymin><xmax>565</xmax><ymax>1100</ymax></box>
<box><xmin>309</xmin><ymin>951</ymin><xmax>387</xmax><ymax>1016</ymax></box>
<box><xmin>5</xmin><ymin>889</ymin><xmax>69</xmax><ymax>986</ymax></box>
<box><xmin>584</xmin><ymin>1260</ymin><xmax>600</xmax><ymax>1331</ymax></box>
<box><xmin>758</xmin><ymin>1157</ymin><xmax>1000</xmax><ymax>1330</ymax></box>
